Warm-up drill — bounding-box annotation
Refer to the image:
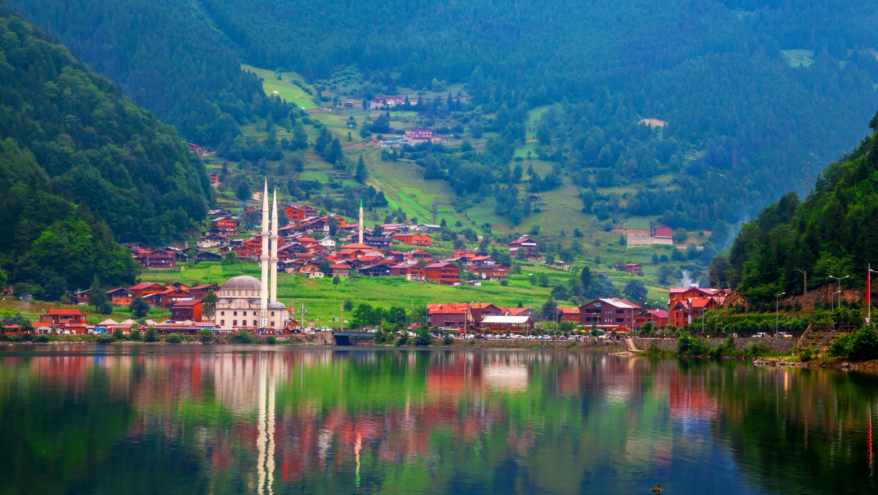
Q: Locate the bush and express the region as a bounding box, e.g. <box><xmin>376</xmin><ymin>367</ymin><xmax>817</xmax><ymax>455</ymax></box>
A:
<box><xmin>96</xmin><ymin>334</ymin><xmax>115</xmax><ymax>345</ymax></box>
<box><xmin>35</xmin><ymin>334</ymin><xmax>51</xmax><ymax>343</ymax></box>
<box><xmin>230</xmin><ymin>332</ymin><xmax>253</xmax><ymax>344</ymax></box>
<box><xmin>396</xmin><ymin>334</ymin><xmax>408</xmax><ymax>346</ymax></box>
<box><xmin>744</xmin><ymin>341</ymin><xmax>770</xmax><ymax>358</ymax></box>
<box><xmin>849</xmin><ymin>325</ymin><xmax>878</xmax><ymax>361</ymax></box>
<box><xmin>443</xmin><ymin>335</ymin><xmax>454</xmax><ymax>345</ymax></box>
<box><xmin>199</xmin><ymin>329</ymin><xmax>215</xmax><ymax>343</ymax></box>
<box><xmin>414</xmin><ymin>327</ymin><xmax>432</xmax><ymax>346</ymax></box>
<box><xmin>129</xmin><ymin>330</ymin><xmax>142</xmax><ymax>341</ymax></box>
<box><xmin>829</xmin><ymin>325</ymin><xmax>878</xmax><ymax>361</ymax></box>
<box><xmin>266</xmin><ymin>335</ymin><xmax>277</xmax><ymax>345</ymax></box>
<box><xmin>113</xmin><ymin>328</ymin><xmax>126</xmax><ymax>341</ymax></box>
<box><xmin>0</xmin><ymin>335</ymin><xmax>22</xmax><ymax>343</ymax></box>
<box><xmin>829</xmin><ymin>334</ymin><xmax>853</xmax><ymax>358</ymax></box>
<box><xmin>165</xmin><ymin>333</ymin><xmax>183</xmax><ymax>344</ymax></box>
<box><xmin>677</xmin><ymin>333</ymin><xmax>709</xmax><ymax>356</ymax></box>
<box><xmin>799</xmin><ymin>348</ymin><xmax>814</xmax><ymax>362</ymax></box>
<box><xmin>144</xmin><ymin>327</ymin><xmax>158</xmax><ymax>342</ymax></box>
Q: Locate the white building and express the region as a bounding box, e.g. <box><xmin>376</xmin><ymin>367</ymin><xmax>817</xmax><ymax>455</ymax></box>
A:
<box><xmin>214</xmin><ymin>182</ymin><xmax>290</xmax><ymax>330</ymax></box>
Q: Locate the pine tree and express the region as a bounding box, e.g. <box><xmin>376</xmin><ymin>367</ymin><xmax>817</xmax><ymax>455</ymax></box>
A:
<box><xmin>355</xmin><ymin>155</ymin><xmax>369</xmax><ymax>183</ymax></box>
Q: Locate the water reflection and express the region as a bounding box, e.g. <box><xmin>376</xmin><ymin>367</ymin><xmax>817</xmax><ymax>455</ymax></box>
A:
<box><xmin>0</xmin><ymin>348</ymin><xmax>876</xmax><ymax>494</ymax></box>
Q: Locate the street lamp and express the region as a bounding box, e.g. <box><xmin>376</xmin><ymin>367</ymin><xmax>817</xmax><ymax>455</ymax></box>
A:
<box><xmin>831</xmin><ymin>290</ymin><xmax>842</xmax><ymax>312</ymax></box>
<box><xmin>828</xmin><ymin>275</ymin><xmax>849</xmax><ymax>305</ymax></box>
<box><xmin>775</xmin><ymin>292</ymin><xmax>785</xmax><ymax>336</ymax></box>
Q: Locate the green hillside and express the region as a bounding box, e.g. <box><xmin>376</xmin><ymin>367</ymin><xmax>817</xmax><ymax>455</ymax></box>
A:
<box><xmin>0</xmin><ymin>7</ymin><xmax>216</xmax><ymax>296</ymax></box>
<box><xmin>719</xmin><ymin>110</ymin><xmax>878</xmax><ymax>302</ymax></box>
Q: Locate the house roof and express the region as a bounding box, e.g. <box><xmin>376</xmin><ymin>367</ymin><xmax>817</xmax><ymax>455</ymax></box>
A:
<box><xmin>172</xmin><ymin>299</ymin><xmax>203</xmax><ymax>308</ymax></box>
<box><xmin>129</xmin><ymin>283</ymin><xmax>162</xmax><ymax>291</ymax></box>
<box><xmin>691</xmin><ymin>298</ymin><xmax>714</xmax><ymax>309</ymax></box>
<box><xmin>557</xmin><ymin>307</ymin><xmax>580</xmax><ymax>315</ymax></box>
<box><xmin>503</xmin><ymin>307</ymin><xmax>530</xmax><ymax>316</ymax></box>
<box><xmin>426</xmin><ymin>262</ymin><xmax>455</xmax><ymax>268</ymax></box>
<box><xmin>47</xmin><ymin>309</ymin><xmax>83</xmax><ymax>316</ymax></box>
<box><xmin>481</xmin><ymin>315</ymin><xmax>531</xmax><ymax>324</ymax></box>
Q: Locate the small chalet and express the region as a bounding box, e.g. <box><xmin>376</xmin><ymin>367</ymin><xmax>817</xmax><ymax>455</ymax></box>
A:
<box><xmin>198</xmin><ymin>233</ymin><xmax>229</xmax><ymax>248</ymax></box>
<box><xmin>392</xmin><ymin>233</ymin><xmax>432</xmax><ymax>247</ymax></box>
<box><xmin>556</xmin><ymin>307</ymin><xmax>580</xmax><ymax>322</ymax></box>
<box><xmin>189</xmin><ymin>284</ymin><xmax>220</xmax><ymax>299</ymax></box>
<box><xmin>467</xmin><ymin>265</ymin><xmax>509</xmax><ymax>281</ymax></box>
<box><xmin>211</xmin><ymin>217</ymin><xmax>238</xmax><ymax>235</ymax></box>
<box><xmin>39</xmin><ymin>309</ymin><xmax>87</xmax><ymax>332</ymax></box>
<box><xmin>364</xmin><ymin>236</ymin><xmax>393</xmax><ymax>249</ymax></box>
<box><xmin>509</xmin><ymin>237</ymin><xmax>540</xmax><ymax>258</ymax></box>
<box><xmin>284</xmin><ymin>203</ymin><xmax>317</xmax><ymax>222</ymax></box>
<box><xmin>195</xmin><ymin>251</ymin><xmax>223</xmax><ymax>263</ymax></box>
<box><xmin>106</xmin><ymin>288</ymin><xmax>134</xmax><ymax>305</ymax></box>
<box><xmin>170</xmin><ymin>299</ymin><xmax>203</xmax><ymax>322</ymax></box>
<box><xmin>614</xmin><ymin>263</ymin><xmax>643</xmax><ymax>275</ymax></box>
<box><xmin>129</xmin><ymin>283</ymin><xmax>165</xmax><ymax>299</ymax></box>
<box><xmin>635</xmin><ymin>309</ymin><xmax>669</xmax><ymax>328</ymax></box>
<box><xmin>330</xmin><ymin>263</ymin><xmax>351</xmax><ymax>278</ymax></box>
<box><xmin>651</xmin><ymin>224</ymin><xmax>673</xmax><ymax>239</ymax></box>
<box><xmin>209</xmin><ymin>173</ymin><xmax>220</xmax><ymax>187</ymax></box>
<box><xmin>425</xmin><ymin>262</ymin><xmax>460</xmax><ymax>285</ymax></box>
<box><xmin>359</xmin><ymin>263</ymin><xmax>392</xmax><ymax>277</ymax></box>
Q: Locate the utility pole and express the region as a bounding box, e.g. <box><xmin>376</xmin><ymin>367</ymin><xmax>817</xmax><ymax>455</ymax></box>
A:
<box><xmin>794</xmin><ymin>268</ymin><xmax>807</xmax><ymax>295</ymax></box>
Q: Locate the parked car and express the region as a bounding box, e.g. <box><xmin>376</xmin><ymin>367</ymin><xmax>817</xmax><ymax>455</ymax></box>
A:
<box><xmin>752</xmin><ymin>332</ymin><xmax>769</xmax><ymax>338</ymax></box>
<box><xmin>778</xmin><ymin>332</ymin><xmax>793</xmax><ymax>338</ymax></box>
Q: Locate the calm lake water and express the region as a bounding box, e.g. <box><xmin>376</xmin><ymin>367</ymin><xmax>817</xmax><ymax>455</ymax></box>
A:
<box><xmin>0</xmin><ymin>346</ymin><xmax>876</xmax><ymax>494</ymax></box>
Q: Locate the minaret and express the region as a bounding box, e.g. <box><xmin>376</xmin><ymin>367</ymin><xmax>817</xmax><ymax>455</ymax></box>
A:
<box><xmin>270</xmin><ymin>189</ymin><xmax>279</xmax><ymax>304</ymax></box>
<box><xmin>358</xmin><ymin>199</ymin><xmax>364</xmax><ymax>245</ymax></box>
<box><xmin>259</xmin><ymin>180</ymin><xmax>269</xmax><ymax>328</ymax></box>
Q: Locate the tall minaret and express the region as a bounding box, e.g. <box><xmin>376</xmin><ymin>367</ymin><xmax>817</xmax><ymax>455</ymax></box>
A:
<box><xmin>259</xmin><ymin>180</ymin><xmax>269</xmax><ymax>328</ymax></box>
<box><xmin>358</xmin><ymin>199</ymin><xmax>364</xmax><ymax>244</ymax></box>
<box><xmin>270</xmin><ymin>189</ymin><xmax>279</xmax><ymax>304</ymax></box>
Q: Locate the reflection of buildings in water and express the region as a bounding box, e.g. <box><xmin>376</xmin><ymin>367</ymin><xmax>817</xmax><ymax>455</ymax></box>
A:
<box><xmin>669</xmin><ymin>374</ymin><xmax>717</xmax><ymax>422</ymax></box>
<box><xmin>483</xmin><ymin>363</ymin><xmax>529</xmax><ymax>392</ymax></box>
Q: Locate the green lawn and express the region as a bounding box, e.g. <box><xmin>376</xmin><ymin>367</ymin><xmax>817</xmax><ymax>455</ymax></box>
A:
<box><xmin>242</xmin><ymin>64</ymin><xmax>318</xmax><ymax>109</ymax></box>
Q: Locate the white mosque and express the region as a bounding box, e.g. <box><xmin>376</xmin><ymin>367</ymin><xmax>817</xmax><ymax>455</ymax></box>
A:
<box><xmin>215</xmin><ymin>182</ymin><xmax>290</xmax><ymax>330</ymax></box>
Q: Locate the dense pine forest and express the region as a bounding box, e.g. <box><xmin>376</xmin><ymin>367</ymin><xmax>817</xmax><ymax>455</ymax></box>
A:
<box><xmin>0</xmin><ymin>7</ymin><xmax>214</xmax><ymax>295</ymax></box>
<box><xmin>4</xmin><ymin>0</ymin><xmax>296</xmax><ymax>150</ymax></box>
<box><xmin>719</xmin><ymin>110</ymin><xmax>878</xmax><ymax>301</ymax></box>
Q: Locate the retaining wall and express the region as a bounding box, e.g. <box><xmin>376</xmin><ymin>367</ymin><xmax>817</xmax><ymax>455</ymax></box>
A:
<box><xmin>632</xmin><ymin>337</ymin><xmax>796</xmax><ymax>353</ymax></box>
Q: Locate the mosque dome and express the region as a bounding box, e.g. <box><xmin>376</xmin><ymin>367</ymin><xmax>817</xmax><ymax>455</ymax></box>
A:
<box><xmin>267</xmin><ymin>301</ymin><xmax>287</xmax><ymax>310</ymax></box>
<box><xmin>220</xmin><ymin>275</ymin><xmax>262</xmax><ymax>291</ymax></box>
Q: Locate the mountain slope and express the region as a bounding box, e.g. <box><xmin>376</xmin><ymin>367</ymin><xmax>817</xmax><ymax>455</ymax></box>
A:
<box><xmin>722</xmin><ymin>110</ymin><xmax>878</xmax><ymax>301</ymax></box>
<box><xmin>0</xmin><ymin>6</ymin><xmax>212</xmax><ymax>243</ymax></box>
<box><xmin>0</xmin><ymin>6</ymin><xmax>220</xmax><ymax>294</ymax></box>
<box><xmin>4</xmin><ymin>0</ymin><xmax>293</xmax><ymax>150</ymax></box>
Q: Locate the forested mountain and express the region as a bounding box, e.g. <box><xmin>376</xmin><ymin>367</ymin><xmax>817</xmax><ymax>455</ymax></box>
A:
<box><xmin>5</xmin><ymin>0</ymin><xmax>878</xmax><ymax>232</ymax></box>
<box><xmin>4</xmin><ymin>0</ymin><xmax>293</xmax><ymax>150</ymax></box>
<box><xmin>198</xmin><ymin>0</ymin><xmax>876</xmax><ymax>226</ymax></box>
<box><xmin>0</xmin><ymin>7</ymin><xmax>215</xmax><ymax>294</ymax></box>
<box><xmin>719</xmin><ymin>110</ymin><xmax>878</xmax><ymax>301</ymax></box>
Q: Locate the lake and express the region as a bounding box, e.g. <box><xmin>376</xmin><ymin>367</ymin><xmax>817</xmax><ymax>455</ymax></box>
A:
<box><xmin>0</xmin><ymin>346</ymin><xmax>875</xmax><ymax>494</ymax></box>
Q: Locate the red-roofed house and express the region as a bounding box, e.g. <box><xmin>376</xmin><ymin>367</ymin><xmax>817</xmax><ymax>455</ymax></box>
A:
<box><xmin>427</xmin><ymin>304</ymin><xmax>469</xmax><ymax>329</ymax></box>
<box><xmin>509</xmin><ymin>237</ymin><xmax>540</xmax><ymax>258</ymax></box>
<box><xmin>39</xmin><ymin>309</ymin><xmax>87</xmax><ymax>332</ymax></box>
<box><xmin>106</xmin><ymin>288</ymin><xmax>134</xmax><ymax>305</ymax></box>
<box><xmin>170</xmin><ymin>299</ymin><xmax>203</xmax><ymax>322</ymax></box>
<box><xmin>392</xmin><ymin>233</ymin><xmax>432</xmax><ymax>247</ymax></box>
<box><xmin>425</xmin><ymin>262</ymin><xmax>460</xmax><ymax>285</ymax></box>
<box><xmin>651</xmin><ymin>224</ymin><xmax>673</xmax><ymax>239</ymax></box>
<box><xmin>284</xmin><ymin>203</ymin><xmax>317</xmax><ymax>222</ymax></box>
<box><xmin>557</xmin><ymin>307</ymin><xmax>580</xmax><ymax>322</ymax></box>
<box><xmin>635</xmin><ymin>309</ymin><xmax>669</xmax><ymax>328</ymax></box>
<box><xmin>129</xmin><ymin>283</ymin><xmax>165</xmax><ymax>299</ymax></box>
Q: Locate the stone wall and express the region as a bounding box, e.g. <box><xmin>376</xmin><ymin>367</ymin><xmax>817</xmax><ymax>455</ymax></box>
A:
<box><xmin>632</xmin><ymin>337</ymin><xmax>796</xmax><ymax>353</ymax></box>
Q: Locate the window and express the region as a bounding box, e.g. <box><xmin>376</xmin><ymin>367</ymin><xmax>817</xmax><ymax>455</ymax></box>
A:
<box><xmin>243</xmin><ymin>311</ymin><xmax>247</xmax><ymax>316</ymax></box>
<box><xmin>271</xmin><ymin>321</ymin><xmax>275</xmax><ymax>327</ymax></box>
<box><xmin>271</xmin><ymin>311</ymin><xmax>275</xmax><ymax>316</ymax></box>
<box><xmin>233</xmin><ymin>320</ymin><xmax>238</xmax><ymax>326</ymax></box>
<box><xmin>242</xmin><ymin>320</ymin><xmax>247</xmax><ymax>326</ymax></box>
<box><xmin>221</xmin><ymin>320</ymin><xmax>225</xmax><ymax>326</ymax></box>
<box><xmin>221</xmin><ymin>311</ymin><xmax>225</xmax><ymax>316</ymax></box>
<box><xmin>233</xmin><ymin>311</ymin><xmax>238</xmax><ymax>316</ymax></box>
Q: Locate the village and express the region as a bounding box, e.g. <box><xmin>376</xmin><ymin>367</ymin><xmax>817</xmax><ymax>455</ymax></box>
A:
<box><xmin>1</xmin><ymin>182</ymin><xmax>721</xmax><ymax>339</ymax></box>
